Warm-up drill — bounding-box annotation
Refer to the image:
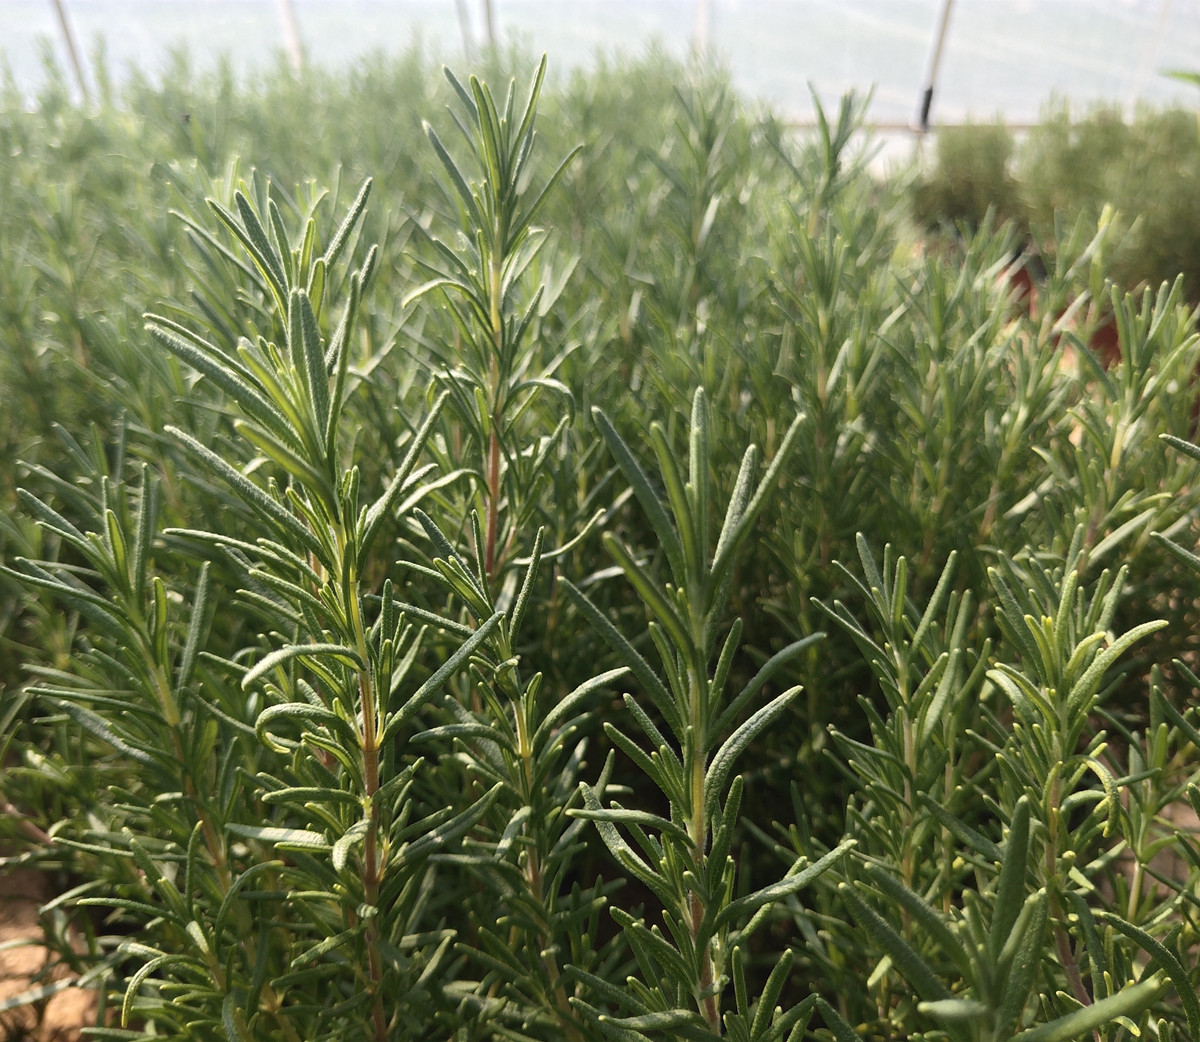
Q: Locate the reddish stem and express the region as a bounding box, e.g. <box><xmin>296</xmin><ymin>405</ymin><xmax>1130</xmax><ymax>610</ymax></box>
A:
<box><xmin>485</xmin><ymin>428</ymin><xmax>501</xmax><ymax>580</ymax></box>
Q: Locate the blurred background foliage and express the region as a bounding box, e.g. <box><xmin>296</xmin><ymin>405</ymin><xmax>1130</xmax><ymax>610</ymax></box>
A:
<box><xmin>913</xmin><ymin>100</ymin><xmax>1200</xmax><ymax>301</ymax></box>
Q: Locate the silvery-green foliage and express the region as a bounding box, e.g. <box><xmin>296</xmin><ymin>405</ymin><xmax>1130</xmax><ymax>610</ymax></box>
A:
<box><xmin>563</xmin><ymin>389</ymin><xmax>855</xmax><ymax>1039</ymax></box>
<box><xmin>780</xmin><ymin>532</ymin><xmax>1200</xmax><ymax>1040</ymax></box>
<box><xmin>8</xmin><ymin>172</ymin><xmax>505</xmax><ymax>1039</ymax></box>
<box><xmin>4</xmin><ymin>52</ymin><xmax>1200</xmax><ymax>1042</ymax></box>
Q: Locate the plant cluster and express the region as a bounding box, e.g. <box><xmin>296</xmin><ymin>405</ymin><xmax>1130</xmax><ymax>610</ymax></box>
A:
<box><xmin>2</xmin><ymin>48</ymin><xmax>1200</xmax><ymax>1041</ymax></box>
<box><xmin>913</xmin><ymin>100</ymin><xmax>1200</xmax><ymax>301</ymax></box>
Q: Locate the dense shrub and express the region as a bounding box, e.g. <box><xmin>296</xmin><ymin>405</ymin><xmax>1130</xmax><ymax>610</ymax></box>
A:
<box><xmin>911</xmin><ymin>119</ymin><xmax>1024</xmax><ymax>231</ymax></box>
<box><xmin>914</xmin><ymin>101</ymin><xmax>1200</xmax><ymax>300</ymax></box>
<box><xmin>2</xmin><ymin>48</ymin><xmax>1200</xmax><ymax>1041</ymax></box>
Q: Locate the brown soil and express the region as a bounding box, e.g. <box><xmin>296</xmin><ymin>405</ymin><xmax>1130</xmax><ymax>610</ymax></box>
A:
<box><xmin>0</xmin><ymin>871</ymin><xmax>94</xmax><ymax>1042</ymax></box>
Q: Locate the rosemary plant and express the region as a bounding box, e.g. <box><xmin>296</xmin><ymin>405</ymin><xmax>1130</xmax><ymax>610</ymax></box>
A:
<box><xmin>782</xmin><ymin>533</ymin><xmax>1200</xmax><ymax>1039</ymax></box>
<box><xmin>563</xmin><ymin>390</ymin><xmax>855</xmax><ymax>1039</ymax></box>
<box><xmin>389</xmin><ymin>59</ymin><xmax>625</xmax><ymax>1040</ymax></box>
<box><xmin>4</xmin><ymin>51</ymin><xmax>1200</xmax><ymax>1042</ymax></box>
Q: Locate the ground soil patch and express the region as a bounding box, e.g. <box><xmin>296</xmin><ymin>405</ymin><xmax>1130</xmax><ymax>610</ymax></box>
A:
<box><xmin>0</xmin><ymin>871</ymin><xmax>93</xmax><ymax>1041</ymax></box>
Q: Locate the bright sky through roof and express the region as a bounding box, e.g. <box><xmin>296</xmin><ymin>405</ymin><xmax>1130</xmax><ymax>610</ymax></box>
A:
<box><xmin>6</xmin><ymin>1</ymin><xmax>1200</xmax><ymax>126</ymax></box>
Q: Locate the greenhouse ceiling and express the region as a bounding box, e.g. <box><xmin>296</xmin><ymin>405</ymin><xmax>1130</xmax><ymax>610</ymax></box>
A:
<box><xmin>6</xmin><ymin>0</ymin><xmax>1200</xmax><ymax>127</ymax></box>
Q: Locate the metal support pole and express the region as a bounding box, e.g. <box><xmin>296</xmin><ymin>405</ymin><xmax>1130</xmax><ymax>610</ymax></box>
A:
<box><xmin>277</xmin><ymin>0</ymin><xmax>304</xmax><ymax>74</ymax></box>
<box><xmin>481</xmin><ymin>0</ymin><xmax>496</xmax><ymax>50</ymax></box>
<box><xmin>692</xmin><ymin>0</ymin><xmax>711</xmax><ymax>56</ymax></box>
<box><xmin>917</xmin><ymin>0</ymin><xmax>955</xmax><ymax>132</ymax></box>
<box><xmin>1128</xmin><ymin>0</ymin><xmax>1172</xmax><ymax>112</ymax></box>
<box><xmin>50</xmin><ymin>0</ymin><xmax>89</xmax><ymax>103</ymax></box>
<box><xmin>456</xmin><ymin>0</ymin><xmax>476</xmax><ymax>60</ymax></box>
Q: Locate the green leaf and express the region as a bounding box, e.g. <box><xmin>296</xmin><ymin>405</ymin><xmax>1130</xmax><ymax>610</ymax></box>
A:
<box><xmin>14</xmin><ymin>490</ymin><xmax>93</xmax><ymax>555</ymax></box>
<box><xmin>648</xmin><ymin>419</ymin><xmax>699</xmax><ymax>584</ymax></box>
<box><xmin>989</xmin><ymin>565</ymin><xmax>1042</xmax><ymax>667</ymax></box>
<box><xmin>1157</xmin><ymin>671</ymin><xmax>1200</xmax><ymax>748</ymax></box>
<box><xmin>622</xmin><ymin>693</ymin><xmax>682</xmax><ymax>774</ymax></box>
<box><xmin>1095</xmin><ymin>911</ymin><xmax>1200</xmax><ymax>1038</ymax></box>
<box><xmin>577</xmin><ymin>782</ymin><xmax>675</xmax><ymax>908</ymax></box>
<box><xmin>989</xmin><ymin>795</ymin><xmax>1032</xmax><ymax>963</ymax></box>
<box><xmin>122</xmin><ymin>952</ymin><xmax>176</xmax><ymax>1027</ymax></box>
<box><xmin>706</xmin><ymin>686</ymin><xmax>803</xmax><ymax>812</ymax></box>
<box><xmin>381</xmin><ymin>611</ymin><xmax>502</xmax><ymax>743</ymax></box>
<box><xmin>838</xmin><ymin>882</ymin><xmax>955</xmax><ymax>1004</ymax></box>
<box><xmin>717</xmin><ymin>841</ymin><xmax>854</xmax><ymax>931</ymax></box>
<box><xmin>706</xmin><ymin>621</ymin><xmax>743</xmax><ymax>723</ymax></box>
<box><xmin>226</xmin><ymin>823</ymin><xmax>329</xmax><ymax>852</ymax></box>
<box><xmin>423</xmin><ymin>121</ymin><xmax>487</xmax><ymax>232</ymax></box>
<box><xmin>603</xmin><ymin>1009</ymin><xmax>707</xmax><ymax>1033</ymax></box>
<box><xmin>592</xmin><ymin>407</ymin><xmax>686</xmax><ymax>583</ymax></box>
<box><xmin>1161</xmin><ymin>432</ymin><xmax>1200</xmax><ymax>464</ymax></box>
<box><xmin>255</xmin><ymin>701</ymin><xmax>361</xmax><ymax>754</ymax></box>
<box><xmin>358</xmin><ymin>391</ymin><xmax>450</xmax><ymax>556</ymax></box>
<box><xmin>917</xmin><ymin>999</ymin><xmax>989</xmax><ymax>1023</ymax></box>
<box><xmin>269</xmin><ymin>198</ymin><xmax>295</xmax><ymax>286</ymax></box>
<box><xmin>324</xmin><ymin>270</ymin><xmax>360</xmax><ymax>456</ymax></box>
<box><xmin>602</xmin><ymin>722</ymin><xmax>680</xmax><ymax>804</ymax></box>
<box><xmin>332</xmin><ymin>818</ymin><xmax>370</xmax><ymax>873</ymax></box>
<box><xmin>864</xmin><ymin>865</ymin><xmax>972</xmax><ymax>983</ymax></box>
<box><xmin>508</xmin><ymin>525</ymin><xmax>544</xmax><ymax>643</ymax></box>
<box><xmin>994</xmin><ymin>889</ymin><xmax>1048</xmax><ymax>1038</ymax></box>
<box><xmin>1067</xmin><ymin>619</ymin><xmax>1168</xmax><ymax>714</ymax></box>
<box><xmin>916</xmin><ymin>650</ymin><xmax>958</xmax><ymax>747</ymax></box>
<box><xmin>238</xmin><ymin>420</ymin><xmax>331</xmax><ymax>499</ymax></box>
<box><xmin>813</xmin><ymin>998</ymin><xmax>864</xmax><ymax>1042</ymax></box>
<box><xmin>1008</xmin><ymin>974</ymin><xmax>1166</xmax><ymax>1042</ymax></box>
<box><xmin>130</xmin><ymin>466</ymin><xmax>154</xmax><ymax>599</ymax></box>
<box><xmin>537</xmin><ymin>667</ymin><xmax>630</xmax><ymax>739</ymax></box>
<box><xmin>322</xmin><ymin>177</ymin><xmax>372</xmax><ymax>270</ymax></box>
<box><xmin>751</xmin><ymin>952</ymin><xmax>812</xmax><ymax>1041</ymax></box>
<box><xmin>910</xmin><ymin>550</ymin><xmax>958</xmax><ymax>654</ymax></box>
<box><xmin>295</xmin><ymin>288</ymin><xmax>330</xmax><ymax>444</ymax></box>
<box><xmin>146</xmin><ymin>319</ymin><xmax>295</xmax><ymax>446</ymax></box>
<box><xmin>711</xmin><ymin>410</ymin><xmax>804</xmax><ymax>581</ymax></box>
<box><xmin>0</xmin><ymin>980</ymin><xmax>75</xmax><ymax>1017</ymax></box>
<box><xmin>50</xmin><ymin>699</ymin><xmax>157</xmax><ymax>766</ymax></box>
<box><xmin>918</xmin><ymin>794</ymin><xmax>1003</xmax><ymax>862</ymax></box>
<box><xmin>412</xmin><ymin>509</ymin><xmax>478</xmax><ymax>593</ymax></box>
<box><xmin>570</xmin><ymin>806</ymin><xmax>693</xmax><ymax>847</ymax></box>
<box><xmin>561</xmin><ymin>578</ymin><xmax>680</xmax><ymax>736</ymax></box>
<box><xmin>208</xmin><ymin>193</ymin><xmax>287</xmax><ymax>311</ymax></box>
<box><xmin>402</xmin><ymin>781</ymin><xmax>503</xmax><ymax>863</ymax></box>
<box><xmin>167</xmin><ymin>426</ymin><xmax>323</xmax><ymax>559</ymax></box>
<box><xmin>234</xmin><ymin>190</ymin><xmax>289</xmax><ymax>292</ymax></box>
<box><xmin>242</xmin><ymin>643</ymin><xmax>364</xmax><ymax>690</ymax></box>
<box><xmin>1156</xmin><ymin>531</ymin><xmax>1200</xmax><ymax>577</ymax></box>
<box><xmin>602</xmin><ymin>532</ymin><xmax>692</xmax><ymax>653</ymax></box>
<box><xmin>1089</xmin><ymin>505</ymin><xmax>1158</xmax><ymax>563</ymax></box>
<box><xmin>288</xmin><ymin>925</ymin><xmax>365</xmax><ymax>968</ymax></box>
<box><xmin>223</xmin><ymin>993</ymin><xmax>251</xmax><ymax>1041</ymax></box>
